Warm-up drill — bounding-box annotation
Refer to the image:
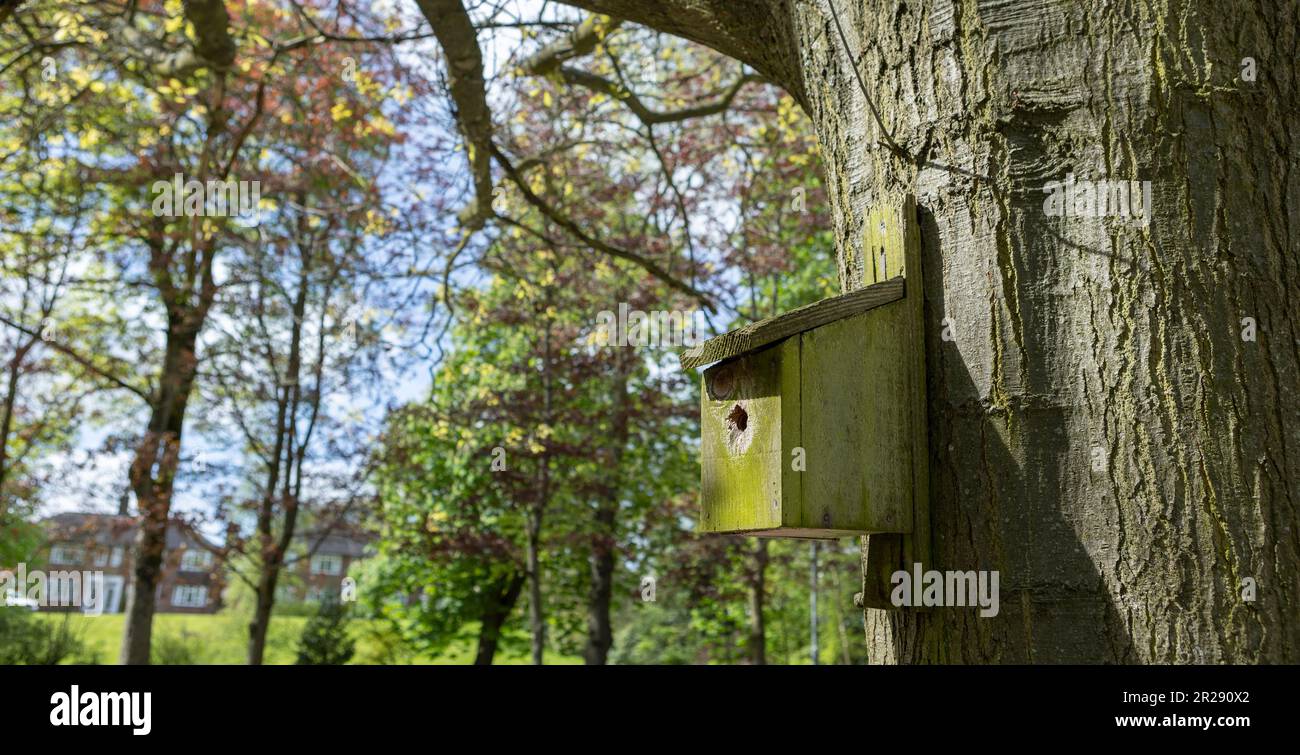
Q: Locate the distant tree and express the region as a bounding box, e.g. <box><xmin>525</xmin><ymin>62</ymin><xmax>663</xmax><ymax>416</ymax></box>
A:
<box><xmin>0</xmin><ymin>0</ymin><xmax>449</xmax><ymax>665</ymax></box>
<box><xmin>188</xmin><ymin>10</ymin><xmax>441</xmax><ymax>666</ymax></box>
<box><xmin>295</xmin><ymin>597</ymin><xmax>355</xmax><ymax>665</ymax></box>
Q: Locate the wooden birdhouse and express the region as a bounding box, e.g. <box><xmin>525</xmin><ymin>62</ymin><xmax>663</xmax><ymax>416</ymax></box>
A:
<box><xmin>680</xmin><ymin>196</ymin><xmax>930</xmax><ymax>543</ymax></box>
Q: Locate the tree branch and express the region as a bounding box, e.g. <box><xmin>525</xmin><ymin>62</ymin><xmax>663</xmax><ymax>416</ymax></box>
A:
<box><xmin>0</xmin><ymin>314</ymin><xmax>151</xmax><ymax>402</ymax></box>
<box><xmin>552</xmin><ymin>0</ymin><xmax>803</xmax><ymax>105</ymax></box>
<box><xmin>520</xmin><ymin>14</ymin><xmax>622</xmax><ymax>76</ymax></box>
<box><xmin>182</xmin><ymin>0</ymin><xmax>236</xmax><ymax>73</ymax></box>
<box><xmin>491</xmin><ymin>144</ymin><xmax>714</xmax><ymax>310</ymax></box>
<box><xmin>557</xmin><ymin>65</ymin><xmax>762</xmax><ymax>125</ymax></box>
<box><xmin>99</xmin><ymin>0</ymin><xmax>237</xmax><ymax>79</ymax></box>
<box><xmin>415</xmin><ymin>0</ymin><xmax>494</xmax><ymax>231</ymax></box>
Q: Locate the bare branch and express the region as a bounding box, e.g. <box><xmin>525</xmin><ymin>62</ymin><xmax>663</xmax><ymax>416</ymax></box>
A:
<box><xmin>0</xmin><ymin>314</ymin><xmax>152</xmax><ymax>402</ymax></box>
<box><xmin>415</xmin><ymin>0</ymin><xmax>494</xmax><ymax>231</ymax></box>
<box><xmin>491</xmin><ymin>144</ymin><xmax>715</xmax><ymax>310</ymax></box>
<box><xmin>557</xmin><ymin>65</ymin><xmax>762</xmax><ymax>125</ymax></box>
<box><xmin>520</xmin><ymin>14</ymin><xmax>622</xmax><ymax>76</ymax></box>
<box><xmin>553</xmin><ymin>0</ymin><xmax>803</xmax><ymax>103</ymax></box>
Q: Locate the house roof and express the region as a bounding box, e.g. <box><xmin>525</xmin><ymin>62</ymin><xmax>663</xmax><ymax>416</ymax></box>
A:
<box><xmin>44</xmin><ymin>513</ymin><xmax>135</xmax><ymax>547</ymax></box>
<box><xmin>44</xmin><ymin>513</ymin><xmax>373</xmax><ymax>560</ymax></box>
<box><xmin>296</xmin><ymin>529</ymin><xmax>373</xmax><ymax>558</ymax></box>
<box><xmin>43</xmin><ymin>512</ymin><xmax>220</xmax><ymax>552</ymax></box>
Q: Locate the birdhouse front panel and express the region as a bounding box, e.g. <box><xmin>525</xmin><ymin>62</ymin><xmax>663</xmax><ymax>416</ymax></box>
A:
<box><xmin>699</xmin><ymin>337</ymin><xmax>800</xmax><ymax>534</ymax></box>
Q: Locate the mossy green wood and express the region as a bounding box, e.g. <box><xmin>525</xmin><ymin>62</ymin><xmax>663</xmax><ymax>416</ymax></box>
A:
<box><xmin>694</xmin><ymin>194</ymin><xmax>928</xmax><ymax>542</ymax></box>
<box><xmin>700</xmin><ymin>338</ymin><xmax>800</xmax><ymax>533</ymax></box>
<box><xmin>801</xmin><ymin>303</ymin><xmax>913</xmax><ymax>535</ymax></box>
<box><xmin>859</xmin><ymin>195</ymin><xmax>932</xmax><ymax>608</ymax></box>
<box><xmin>699</xmin><ymin>312</ymin><xmax>914</xmax><ymax>537</ymax></box>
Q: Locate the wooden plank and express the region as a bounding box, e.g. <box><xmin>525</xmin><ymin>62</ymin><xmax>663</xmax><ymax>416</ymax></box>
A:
<box><xmin>779</xmin><ymin>334</ymin><xmax>803</xmax><ymax>529</ymax></box>
<box><xmin>860</xmin><ymin>194</ymin><xmax>931</xmax><ymax>607</ymax></box>
<box><xmin>862</xmin><ymin>203</ymin><xmax>910</xmax><ymax>287</ymax></box>
<box><xmin>747</xmin><ymin>527</ymin><xmax>876</xmax><ymax>539</ymax></box>
<box><xmin>679</xmin><ymin>278</ymin><xmax>905</xmax><ymax>371</ymax></box>
<box><xmin>800</xmin><ymin>304</ymin><xmax>913</xmax><ymax>534</ymax></box>
<box><xmin>699</xmin><ymin>339</ymin><xmax>798</xmax><ymax>533</ymax></box>
<box><xmin>897</xmin><ymin>194</ymin><xmax>931</xmax><ymax>576</ymax></box>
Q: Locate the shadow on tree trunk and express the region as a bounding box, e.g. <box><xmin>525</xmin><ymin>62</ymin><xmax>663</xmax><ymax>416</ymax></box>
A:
<box><xmin>865</xmin><ymin>203</ymin><xmax>1134</xmax><ymax>664</ymax></box>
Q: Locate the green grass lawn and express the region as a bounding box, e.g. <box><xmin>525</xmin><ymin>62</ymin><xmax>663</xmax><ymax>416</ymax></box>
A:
<box><xmin>37</xmin><ymin>612</ymin><xmax>579</xmax><ymax>665</ymax></box>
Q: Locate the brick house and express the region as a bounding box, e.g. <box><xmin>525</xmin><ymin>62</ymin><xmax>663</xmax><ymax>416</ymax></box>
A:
<box><xmin>41</xmin><ymin>513</ymin><xmax>224</xmax><ymax>614</ymax></box>
<box><xmin>275</xmin><ymin>527</ymin><xmax>373</xmax><ymax>605</ymax></box>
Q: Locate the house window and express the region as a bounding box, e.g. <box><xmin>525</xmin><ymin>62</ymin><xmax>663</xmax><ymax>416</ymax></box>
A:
<box><xmin>171</xmin><ymin>585</ymin><xmax>208</xmax><ymax>608</ymax></box>
<box><xmin>310</xmin><ymin>554</ymin><xmax>343</xmax><ymax>576</ymax></box>
<box><xmin>179</xmin><ymin>549</ymin><xmax>213</xmax><ymax>572</ymax></box>
<box><xmin>92</xmin><ymin>547</ymin><xmax>123</xmax><ymax>567</ymax></box>
<box><xmin>50</xmin><ymin>545</ymin><xmax>83</xmax><ymax>565</ymax></box>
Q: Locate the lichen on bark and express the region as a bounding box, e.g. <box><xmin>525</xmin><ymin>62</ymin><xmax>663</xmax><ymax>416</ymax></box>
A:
<box><xmin>564</xmin><ymin>0</ymin><xmax>1300</xmax><ymax>662</ymax></box>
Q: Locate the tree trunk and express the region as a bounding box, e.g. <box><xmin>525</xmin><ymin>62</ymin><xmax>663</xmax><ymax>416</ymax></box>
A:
<box><xmin>525</xmin><ymin>321</ymin><xmax>554</xmax><ymax>665</ymax></box>
<box><xmin>120</xmin><ymin>320</ymin><xmax>202</xmax><ymax>665</ymax></box>
<box><xmin>246</xmin><ymin>245</ymin><xmax>314</xmax><ymax>666</ymax></box>
<box><xmin>476</xmin><ymin>572</ymin><xmax>526</xmax><ymax>665</ymax></box>
<box><xmin>561</xmin><ymin>0</ymin><xmax>1300</xmax><ymax>663</ymax></box>
<box><xmin>119</xmin><ymin>511</ymin><xmax>166</xmax><ymax>665</ymax></box>
<box><xmin>584</xmin><ymin>363</ymin><xmax>630</xmax><ymax>665</ymax></box>
<box><xmin>777</xmin><ymin>0</ymin><xmax>1300</xmax><ymax>664</ymax></box>
<box><xmin>583</xmin><ymin>502</ymin><xmax>618</xmax><ymax>665</ymax></box>
<box><xmin>747</xmin><ymin>540</ymin><xmax>768</xmax><ymax>664</ymax></box>
<box><xmin>0</xmin><ymin>336</ymin><xmax>35</xmax><ymax>492</ymax></box>
<box><xmin>524</xmin><ymin>507</ymin><xmax>545</xmax><ymax>665</ymax></box>
<box><xmin>247</xmin><ymin>566</ymin><xmax>279</xmax><ymax>666</ymax></box>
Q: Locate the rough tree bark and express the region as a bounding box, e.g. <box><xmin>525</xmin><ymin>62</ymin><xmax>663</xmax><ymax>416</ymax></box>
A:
<box><xmin>121</xmin><ymin>309</ymin><xmax>207</xmax><ymax>665</ymax></box>
<box><xmin>557</xmin><ymin>0</ymin><xmax>1300</xmax><ymax>663</ymax></box>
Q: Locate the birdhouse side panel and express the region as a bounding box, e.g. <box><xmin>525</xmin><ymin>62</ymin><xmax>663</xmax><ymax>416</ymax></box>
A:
<box><xmin>799</xmin><ymin>302</ymin><xmax>914</xmax><ymax>533</ymax></box>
